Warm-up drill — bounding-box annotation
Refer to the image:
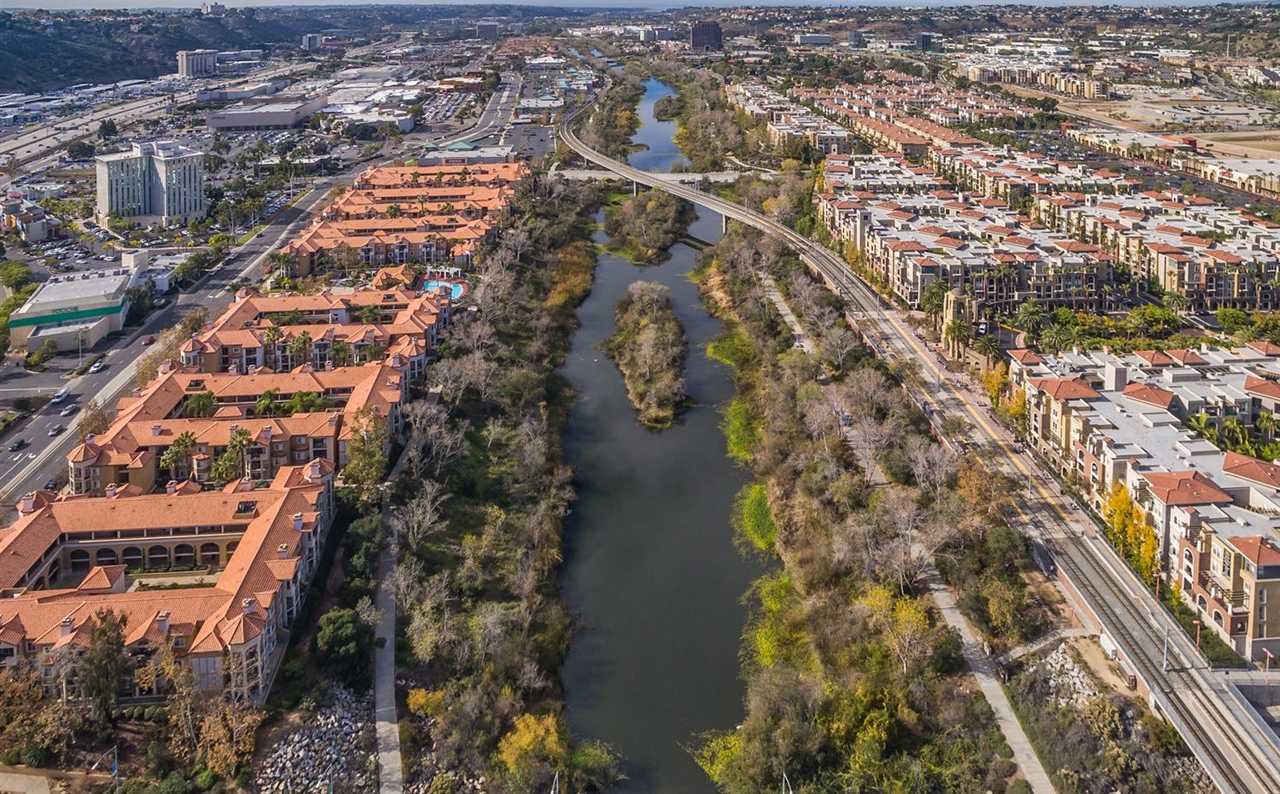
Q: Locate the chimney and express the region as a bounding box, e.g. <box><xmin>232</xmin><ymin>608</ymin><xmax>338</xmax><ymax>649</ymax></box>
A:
<box><xmin>105</xmin><ymin>483</ymin><xmax>117</xmax><ymax>498</ymax></box>
<box><xmin>166</xmin><ymin>480</ymin><xmax>178</xmax><ymax>494</ymax></box>
<box><xmin>278</xmin><ymin>543</ymin><xmax>290</xmax><ymax>559</ymax></box>
<box><xmin>60</xmin><ymin>616</ymin><xmax>74</xmax><ymax>637</ymax></box>
<box><xmin>241</xmin><ymin>597</ymin><xmax>255</xmax><ymax>615</ymax></box>
<box><xmin>292</xmin><ymin>512</ymin><xmax>303</xmax><ymax>531</ymax></box>
<box><xmin>152</xmin><ymin>424</ymin><xmax>162</xmax><ymax>436</ymax></box>
<box><xmin>228</xmin><ymin>362</ymin><xmax>240</xmax><ymax>375</ymax></box>
<box><xmin>306</xmin><ymin>459</ymin><xmax>322</xmax><ymax>481</ymax></box>
<box><xmin>17</xmin><ymin>493</ymin><xmax>36</xmax><ymax>514</ymax></box>
<box><xmin>84</xmin><ymin>434</ymin><xmax>96</xmax><ymax>447</ymax></box>
<box><xmin>156</xmin><ymin>610</ymin><xmax>170</xmax><ymax>634</ymax></box>
<box><xmin>1103</xmin><ymin>364</ymin><xmax>1128</xmax><ymax>392</ymax></box>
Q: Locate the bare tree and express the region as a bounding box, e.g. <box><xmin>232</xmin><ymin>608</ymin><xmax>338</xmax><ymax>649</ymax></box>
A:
<box><xmin>394</xmin><ymin>479</ymin><xmax>449</xmax><ymax>549</ymax></box>
<box><xmin>906</xmin><ymin>436</ymin><xmax>956</xmax><ymax>504</ymax></box>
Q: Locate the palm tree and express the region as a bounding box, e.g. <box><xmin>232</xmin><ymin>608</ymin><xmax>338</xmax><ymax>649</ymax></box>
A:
<box><xmin>184</xmin><ymin>390</ymin><xmax>216</xmax><ymax>418</ymax></box>
<box><xmin>263</xmin><ymin>325</ymin><xmax>283</xmax><ymax>368</ymax></box>
<box><xmin>211</xmin><ymin>427</ymin><xmax>254</xmax><ymax>484</ymax></box>
<box><xmin>974</xmin><ymin>334</ymin><xmax>1002</xmax><ymax>370</ymax></box>
<box><xmin>1187</xmin><ymin>412</ymin><xmax>1218</xmax><ymax>444</ymax></box>
<box><xmin>268</xmin><ymin>251</ymin><xmax>295</xmax><ymax>280</ymax></box>
<box><xmin>1221</xmin><ymin>417</ymin><xmax>1250</xmax><ymax>452</ymax></box>
<box><xmin>158</xmin><ymin>431</ymin><xmax>196</xmax><ymax>482</ymax></box>
<box><xmin>944</xmin><ymin>318</ymin><xmax>971</xmax><ymax>356</ymax></box>
<box><xmin>286</xmin><ymin>331</ymin><xmax>312</xmax><ymax>368</ymax></box>
<box><xmin>331</xmin><ymin>340</ymin><xmax>352</xmax><ymax>367</ymax></box>
<box><xmin>1258</xmin><ymin>410</ymin><xmax>1277</xmax><ymax>443</ymax></box>
<box><xmin>254</xmin><ymin>388</ymin><xmax>280</xmax><ymax>418</ymax></box>
<box><xmin>920</xmin><ymin>281</ymin><xmax>948</xmax><ymax>333</ymax></box>
<box><xmin>284</xmin><ymin>391</ymin><xmax>328</xmax><ymax>415</ymax></box>
<box><xmin>1014</xmin><ymin>299</ymin><xmax>1046</xmax><ymax>344</ymax></box>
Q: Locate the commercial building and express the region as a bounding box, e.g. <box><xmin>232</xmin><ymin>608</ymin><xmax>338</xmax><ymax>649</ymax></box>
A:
<box><xmin>8</xmin><ymin>267</ymin><xmax>139</xmax><ymax>351</ymax></box>
<box><xmin>301</xmin><ymin>34</ymin><xmax>323</xmax><ymax>52</ymax></box>
<box><xmin>794</xmin><ymin>33</ymin><xmax>833</xmax><ymax>46</ymax></box>
<box><xmin>690</xmin><ymin>20</ymin><xmax>723</xmax><ymax>52</ymax></box>
<box><xmin>205</xmin><ymin>96</ymin><xmax>328</xmax><ymax>131</ymax></box>
<box><xmin>286</xmin><ymin>162</ymin><xmax>528</xmax><ymax>275</ymax></box>
<box><xmin>0</xmin><ymin>197</ymin><xmax>62</xmax><ymax>243</ymax></box>
<box><xmin>177</xmin><ymin>49</ymin><xmax>218</xmax><ymax>78</ymax></box>
<box><xmin>476</xmin><ymin>22</ymin><xmax>500</xmax><ymax>42</ymax></box>
<box><xmin>95</xmin><ymin>141</ymin><xmax>206</xmax><ymax>226</ymax></box>
<box><xmin>0</xmin><ymin>459</ymin><xmax>336</xmax><ymax>703</ymax></box>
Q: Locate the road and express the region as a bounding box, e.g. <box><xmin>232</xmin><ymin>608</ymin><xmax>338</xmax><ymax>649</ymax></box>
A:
<box><xmin>0</xmin><ymin>75</ymin><xmax>522</xmax><ymax>511</ymax></box>
<box><xmin>559</xmin><ymin>112</ymin><xmax>1280</xmax><ymax>794</ymax></box>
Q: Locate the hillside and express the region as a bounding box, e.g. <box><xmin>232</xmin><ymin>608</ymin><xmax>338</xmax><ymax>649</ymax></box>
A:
<box><xmin>0</xmin><ymin>5</ymin><xmax>584</xmax><ymax>92</ymax></box>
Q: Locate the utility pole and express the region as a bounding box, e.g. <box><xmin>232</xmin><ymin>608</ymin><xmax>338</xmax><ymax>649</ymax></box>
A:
<box><xmin>1162</xmin><ymin>623</ymin><xmax>1171</xmax><ymax>672</ymax></box>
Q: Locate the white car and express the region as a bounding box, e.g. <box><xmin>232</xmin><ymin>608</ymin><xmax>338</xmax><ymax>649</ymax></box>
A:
<box><xmin>88</xmin><ymin>360</ymin><xmax>105</xmax><ymax>374</ymax></box>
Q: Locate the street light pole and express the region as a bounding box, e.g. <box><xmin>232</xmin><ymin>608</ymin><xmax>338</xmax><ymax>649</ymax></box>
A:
<box><xmin>1193</xmin><ymin>619</ymin><xmax>1202</xmax><ymax>649</ymax></box>
<box><xmin>1162</xmin><ymin>624</ymin><xmax>1170</xmax><ymax>672</ymax></box>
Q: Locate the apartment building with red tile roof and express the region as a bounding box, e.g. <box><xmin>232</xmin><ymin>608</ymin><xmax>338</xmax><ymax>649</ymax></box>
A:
<box><xmin>177</xmin><ymin>286</ymin><xmax>447</xmax><ymax>383</ymax></box>
<box><xmin>0</xmin><ymin>459</ymin><xmax>335</xmax><ymax>701</ymax></box>
<box><xmin>66</xmin><ymin>362</ymin><xmax>405</xmax><ymax>497</ymax></box>
<box><xmin>285</xmin><ymin>162</ymin><xmax>528</xmax><ymax>276</ymax></box>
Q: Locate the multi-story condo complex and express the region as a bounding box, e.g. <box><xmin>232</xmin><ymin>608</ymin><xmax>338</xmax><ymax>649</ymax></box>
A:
<box><xmin>67</xmin><ymin>361</ymin><xmax>406</xmax><ymax>496</ymax></box>
<box><xmin>1009</xmin><ymin>344</ymin><xmax>1280</xmax><ymax>662</ymax></box>
<box><xmin>177</xmin><ymin>49</ymin><xmax>218</xmax><ymax>78</ymax></box>
<box><xmin>1032</xmin><ymin>191</ymin><xmax>1280</xmax><ymax>310</ymax></box>
<box><xmin>0</xmin><ymin>459</ymin><xmax>335</xmax><ymax>702</ymax></box>
<box><xmin>178</xmin><ymin>282</ymin><xmax>451</xmax><ymax>382</ymax></box>
<box><xmin>930</xmin><ymin>147</ymin><xmax>1132</xmax><ymax>204</ymax></box>
<box><xmin>818</xmin><ymin>188</ymin><xmax>1114</xmax><ymax>311</ymax></box>
<box><xmin>286</xmin><ymin>162</ymin><xmax>527</xmax><ymax>275</ymax></box>
<box><xmin>726</xmin><ymin>83</ymin><xmax>852</xmax><ymax>155</ymax></box>
<box><xmin>95</xmin><ymin>141</ymin><xmax>206</xmax><ymax>226</ymax></box>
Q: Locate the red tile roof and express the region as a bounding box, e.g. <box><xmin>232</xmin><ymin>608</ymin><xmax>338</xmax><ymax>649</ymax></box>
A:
<box><xmin>1141</xmin><ymin>471</ymin><xmax>1232</xmax><ymax>506</ymax></box>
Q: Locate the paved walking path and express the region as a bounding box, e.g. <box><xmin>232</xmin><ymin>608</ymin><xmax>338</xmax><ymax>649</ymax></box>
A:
<box><xmin>373</xmin><ymin>452</ymin><xmax>411</xmax><ymax>794</ymax></box>
<box><xmin>927</xmin><ymin>568</ymin><xmax>1056</xmax><ymax>794</ymax></box>
<box><xmin>0</xmin><ymin>772</ymin><xmax>50</xmax><ymax>794</ymax></box>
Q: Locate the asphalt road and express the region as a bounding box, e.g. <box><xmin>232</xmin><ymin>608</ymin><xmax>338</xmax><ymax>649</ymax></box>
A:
<box><xmin>559</xmin><ymin>113</ymin><xmax>1280</xmax><ymax>794</ymax></box>
<box><xmin>0</xmin><ymin>74</ymin><xmax>521</xmax><ymax>510</ymax></box>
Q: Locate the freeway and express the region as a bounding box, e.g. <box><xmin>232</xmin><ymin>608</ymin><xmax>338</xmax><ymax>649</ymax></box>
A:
<box><xmin>559</xmin><ymin>114</ymin><xmax>1280</xmax><ymax>793</ymax></box>
<box><xmin>0</xmin><ymin>75</ymin><xmax>522</xmax><ymax>512</ymax></box>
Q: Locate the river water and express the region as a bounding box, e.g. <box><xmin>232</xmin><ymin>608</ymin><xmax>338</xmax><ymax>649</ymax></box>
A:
<box><xmin>560</xmin><ymin>79</ymin><xmax>760</xmax><ymax>793</ymax></box>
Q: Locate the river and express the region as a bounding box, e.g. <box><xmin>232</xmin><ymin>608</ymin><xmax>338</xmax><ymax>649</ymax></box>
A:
<box><xmin>560</xmin><ymin>78</ymin><xmax>760</xmax><ymax>793</ymax></box>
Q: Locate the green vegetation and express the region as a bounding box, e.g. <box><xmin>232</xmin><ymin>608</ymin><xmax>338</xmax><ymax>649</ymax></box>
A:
<box><xmin>605</xmin><ymin>281</ymin><xmax>687</xmax><ymax>428</ymax></box>
<box><xmin>1011</xmin><ymin>299</ymin><xmax>1202</xmax><ymax>354</ymax></box>
<box><xmin>395</xmin><ymin>178</ymin><xmax>623</xmax><ymax>791</ymax></box>
<box><xmin>603</xmin><ymin>190</ymin><xmax>694</xmax><ymax>263</ymax></box>
<box><xmin>692</xmin><ymin>224</ymin><xmax>1016</xmax><ymax>792</ymax></box>
<box><xmin>731</xmin><ymin>483</ymin><xmax>777</xmax><ymax>553</ymax></box>
<box><xmin>578</xmin><ymin>77</ymin><xmax>644</xmax><ymax>160</ymax></box>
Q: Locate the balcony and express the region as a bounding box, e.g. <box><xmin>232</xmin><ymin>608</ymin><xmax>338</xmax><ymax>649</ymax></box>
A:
<box><xmin>1199</xmin><ymin>571</ymin><xmax>1249</xmax><ymax>611</ymax></box>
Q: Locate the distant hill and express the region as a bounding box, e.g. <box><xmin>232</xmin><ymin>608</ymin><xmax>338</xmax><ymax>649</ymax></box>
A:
<box><xmin>0</xmin><ymin>5</ymin><xmax>584</xmax><ymax>92</ymax></box>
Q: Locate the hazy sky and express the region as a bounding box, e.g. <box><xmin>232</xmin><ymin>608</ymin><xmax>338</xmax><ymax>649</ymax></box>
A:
<box><xmin>9</xmin><ymin>0</ymin><xmax>1244</xmax><ymax>10</ymax></box>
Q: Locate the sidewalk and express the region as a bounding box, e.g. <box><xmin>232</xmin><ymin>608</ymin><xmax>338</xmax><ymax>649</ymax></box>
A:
<box><xmin>373</xmin><ymin>451</ymin><xmax>411</xmax><ymax>794</ymax></box>
<box><xmin>926</xmin><ymin>568</ymin><xmax>1056</xmax><ymax>794</ymax></box>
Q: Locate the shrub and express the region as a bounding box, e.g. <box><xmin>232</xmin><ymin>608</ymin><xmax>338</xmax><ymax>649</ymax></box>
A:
<box><xmin>192</xmin><ymin>767</ymin><xmax>217</xmax><ymax>792</ymax></box>
<box><xmin>732</xmin><ymin>483</ymin><xmax>777</xmax><ymax>553</ymax></box>
<box><xmin>406</xmin><ymin>688</ymin><xmax>446</xmax><ymax>718</ymax></box>
<box><xmin>21</xmin><ymin>745</ymin><xmax>48</xmax><ymax>768</ymax></box>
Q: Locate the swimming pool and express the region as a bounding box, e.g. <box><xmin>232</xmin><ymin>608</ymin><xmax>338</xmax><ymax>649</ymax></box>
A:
<box><xmin>422</xmin><ymin>279</ymin><xmax>465</xmax><ymax>301</ymax></box>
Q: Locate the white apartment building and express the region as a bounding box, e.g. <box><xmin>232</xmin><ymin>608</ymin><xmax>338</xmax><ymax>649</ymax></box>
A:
<box><xmin>177</xmin><ymin>49</ymin><xmax>218</xmax><ymax>78</ymax></box>
<box><xmin>95</xmin><ymin>141</ymin><xmax>206</xmax><ymax>226</ymax></box>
